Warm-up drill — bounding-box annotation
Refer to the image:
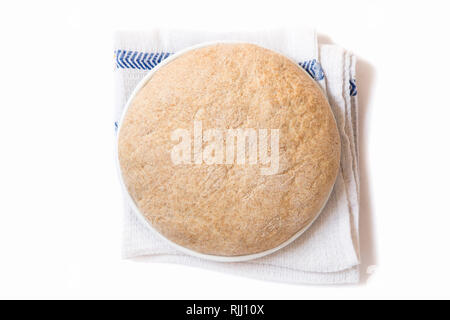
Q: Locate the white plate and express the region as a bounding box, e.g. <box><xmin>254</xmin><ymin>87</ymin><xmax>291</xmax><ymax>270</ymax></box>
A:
<box><xmin>115</xmin><ymin>41</ymin><xmax>338</xmax><ymax>262</ymax></box>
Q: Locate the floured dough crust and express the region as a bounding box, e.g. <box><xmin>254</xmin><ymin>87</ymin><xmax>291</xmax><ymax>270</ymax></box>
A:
<box><xmin>118</xmin><ymin>43</ymin><xmax>340</xmax><ymax>256</ymax></box>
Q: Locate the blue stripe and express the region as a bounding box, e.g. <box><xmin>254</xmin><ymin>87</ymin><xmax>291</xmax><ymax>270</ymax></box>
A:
<box><xmin>142</xmin><ymin>52</ymin><xmax>151</xmax><ymax>70</ymax></box>
<box><xmin>114</xmin><ymin>50</ymin><xmax>175</xmax><ymax>70</ymax></box>
<box><xmin>298</xmin><ymin>59</ymin><xmax>324</xmax><ymax>81</ymax></box>
<box><xmin>116</xmin><ymin>50</ymin><xmax>124</xmax><ymax>68</ymax></box>
<box><xmin>130</xmin><ymin>51</ymin><xmax>140</xmax><ymax>70</ymax></box>
<box><xmin>126</xmin><ymin>51</ymin><xmax>136</xmax><ymax>69</ymax></box>
<box><xmin>120</xmin><ymin>50</ymin><xmax>131</xmax><ymax>69</ymax></box>
<box><xmin>114</xmin><ymin>50</ymin><xmax>326</xmax><ymax>83</ymax></box>
<box><xmin>349</xmin><ymin>79</ymin><xmax>358</xmax><ymax>96</ymax></box>
<box><xmin>147</xmin><ymin>53</ymin><xmax>156</xmax><ymax>68</ymax></box>
<box><xmin>135</xmin><ymin>52</ymin><xmax>145</xmax><ymax>69</ymax></box>
<box><xmin>151</xmin><ymin>52</ymin><xmax>160</xmax><ymax>67</ymax></box>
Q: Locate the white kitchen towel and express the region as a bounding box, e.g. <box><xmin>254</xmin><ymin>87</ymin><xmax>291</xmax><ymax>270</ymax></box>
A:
<box><xmin>114</xmin><ymin>29</ymin><xmax>360</xmax><ymax>284</ymax></box>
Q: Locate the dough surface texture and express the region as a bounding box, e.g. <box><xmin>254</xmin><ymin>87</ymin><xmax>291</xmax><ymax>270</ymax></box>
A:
<box><xmin>118</xmin><ymin>43</ymin><xmax>340</xmax><ymax>256</ymax></box>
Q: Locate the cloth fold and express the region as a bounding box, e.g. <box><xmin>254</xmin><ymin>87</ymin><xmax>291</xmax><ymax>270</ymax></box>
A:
<box><xmin>114</xmin><ymin>29</ymin><xmax>360</xmax><ymax>284</ymax></box>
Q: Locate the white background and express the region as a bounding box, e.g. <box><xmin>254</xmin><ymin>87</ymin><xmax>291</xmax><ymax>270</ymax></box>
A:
<box><xmin>0</xmin><ymin>0</ymin><xmax>449</xmax><ymax>299</ymax></box>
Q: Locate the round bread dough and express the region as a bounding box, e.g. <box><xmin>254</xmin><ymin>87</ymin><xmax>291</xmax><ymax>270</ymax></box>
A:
<box><xmin>118</xmin><ymin>43</ymin><xmax>340</xmax><ymax>257</ymax></box>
